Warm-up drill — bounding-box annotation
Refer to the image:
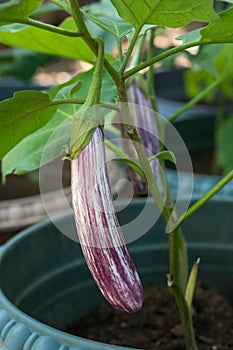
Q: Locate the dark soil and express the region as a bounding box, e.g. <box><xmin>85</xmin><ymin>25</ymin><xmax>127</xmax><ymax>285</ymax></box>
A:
<box><xmin>67</xmin><ymin>285</ymin><xmax>233</xmax><ymax>350</ymax></box>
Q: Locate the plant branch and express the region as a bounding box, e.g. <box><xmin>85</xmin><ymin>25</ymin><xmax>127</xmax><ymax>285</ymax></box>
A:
<box><xmin>147</xmin><ymin>28</ymin><xmax>158</xmax><ymax>112</ymax></box>
<box><xmin>123</xmin><ymin>40</ymin><xmax>201</xmax><ymax>79</ymax></box>
<box><xmin>168</xmin><ymin>78</ymin><xmax>224</xmax><ymax>123</ymax></box>
<box><xmin>69</xmin><ymin>0</ymin><xmax>119</xmax><ymax>83</ymax></box>
<box><xmin>120</xmin><ymin>25</ymin><xmax>143</xmax><ymax>74</ymax></box>
<box><xmin>178</xmin><ymin>169</ymin><xmax>233</xmax><ymax>225</ymax></box>
<box><xmin>21</xmin><ymin>18</ymin><xmax>83</xmax><ymax>37</ymax></box>
<box><xmin>16</xmin><ymin>98</ymin><xmax>119</xmax><ymax>117</ymax></box>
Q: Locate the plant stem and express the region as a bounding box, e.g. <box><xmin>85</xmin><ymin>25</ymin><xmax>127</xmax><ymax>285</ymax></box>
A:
<box><xmin>117</xmin><ymin>37</ymin><xmax>124</xmax><ymax>63</ymax></box>
<box><xmin>178</xmin><ymin>169</ymin><xmax>233</xmax><ymax>225</ymax></box>
<box><xmin>168</xmin><ymin>78</ymin><xmax>223</xmax><ymax>123</ymax></box>
<box><xmin>123</xmin><ymin>40</ymin><xmax>201</xmax><ymax>79</ymax></box>
<box><xmin>117</xmin><ymin>77</ymin><xmax>198</xmax><ymax>350</ymax></box>
<box><xmin>21</xmin><ymin>18</ymin><xmax>82</xmax><ymax>37</ymax></box>
<box><xmin>117</xmin><ymin>80</ymin><xmax>171</xmax><ymax>223</ymax></box>
<box><xmin>120</xmin><ymin>25</ymin><xmax>143</xmax><ymax>74</ymax></box>
<box><xmin>67</xmin><ymin>4</ymin><xmax>199</xmax><ymax>347</ymax></box>
<box><xmin>147</xmin><ymin>28</ymin><xmax>158</xmax><ymax>112</ymax></box>
<box><xmin>69</xmin><ymin>0</ymin><xmax>119</xmax><ymax>83</ymax></box>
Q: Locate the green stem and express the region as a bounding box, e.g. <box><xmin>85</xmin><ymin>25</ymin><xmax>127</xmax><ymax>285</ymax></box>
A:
<box><xmin>123</xmin><ymin>40</ymin><xmax>201</xmax><ymax>79</ymax></box>
<box><xmin>69</xmin><ymin>37</ymin><xmax>105</xmax><ymax>158</ymax></box>
<box><xmin>21</xmin><ymin>18</ymin><xmax>82</xmax><ymax>37</ymax></box>
<box><xmin>129</xmin><ymin>34</ymin><xmax>145</xmax><ymax>68</ymax></box>
<box><xmin>168</xmin><ymin>257</ymin><xmax>198</xmax><ymax>350</ymax></box>
<box><xmin>14</xmin><ymin>98</ymin><xmax>118</xmax><ymax>116</ymax></box>
<box><xmin>120</xmin><ymin>25</ymin><xmax>143</xmax><ymax>74</ymax></box>
<box><xmin>85</xmin><ymin>37</ymin><xmax>104</xmax><ymax>106</ymax></box>
<box><xmin>117</xmin><ymin>37</ymin><xmax>124</xmax><ymax>63</ymax></box>
<box><xmin>104</xmin><ymin>138</ymin><xmax>130</xmax><ymax>159</ymax></box>
<box><xmin>178</xmin><ymin>169</ymin><xmax>233</xmax><ymax>225</ymax></box>
<box><xmin>147</xmin><ymin>28</ymin><xmax>158</xmax><ymax>112</ymax></box>
<box><xmin>168</xmin><ymin>78</ymin><xmax>223</xmax><ymax>123</ymax></box>
<box><xmin>50</xmin><ymin>0</ymin><xmax>71</xmax><ymax>13</ymax></box>
<box><xmin>117</xmin><ymin>78</ymin><xmax>197</xmax><ymax>350</ymax></box>
<box><xmin>69</xmin><ymin>0</ymin><xmax>119</xmax><ymax>83</ymax></box>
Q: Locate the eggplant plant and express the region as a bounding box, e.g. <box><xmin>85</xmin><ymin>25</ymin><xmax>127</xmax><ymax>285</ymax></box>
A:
<box><xmin>1</xmin><ymin>1</ymin><xmax>233</xmax><ymax>349</ymax></box>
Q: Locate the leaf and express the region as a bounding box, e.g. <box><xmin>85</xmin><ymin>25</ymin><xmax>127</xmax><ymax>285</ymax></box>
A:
<box><xmin>177</xmin><ymin>28</ymin><xmax>202</xmax><ymax>45</ymax></box>
<box><xmin>2</xmin><ymin>114</ymin><xmax>71</xmax><ymax>179</ymax></box>
<box><xmin>110</xmin><ymin>0</ymin><xmax>218</xmax><ymax>28</ymax></box>
<box><xmin>83</xmin><ymin>0</ymin><xmax>133</xmax><ymax>38</ymax></box>
<box><xmin>113</xmin><ymin>157</ymin><xmax>146</xmax><ymax>181</ymax></box>
<box><xmin>1</xmin><ymin>66</ymin><xmax>118</xmax><ymax>176</ymax></box>
<box><xmin>214</xmin><ymin>44</ymin><xmax>233</xmax><ymax>98</ymax></box>
<box><xmin>217</xmin><ymin>115</ymin><xmax>233</xmax><ymax>173</ymax></box>
<box><xmin>0</xmin><ymin>0</ymin><xmax>43</xmax><ymax>22</ymax></box>
<box><xmin>200</xmin><ymin>8</ymin><xmax>233</xmax><ymax>43</ymax></box>
<box><xmin>84</xmin><ymin>12</ymin><xmax>133</xmax><ymax>38</ymax></box>
<box><xmin>51</xmin><ymin>64</ymin><xmax>117</xmax><ymax>103</ymax></box>
<box><xmin>0</xmin><ymin>17</ymin><xmax>94</xmax><ymax>62</ymax></box>
<box><xmin>183</xmin><ymin>44</ymin><xmax>233</xmax><ymax>101</ymax></box>
<box><xmin>0</xmin><ymin>90</ymin><xmax>56</xmax><ymax>159</ymax></box>
<box><xmin>149</xmin><ymin>150</ymin><xmax>176</xmax><ymax>164</ymax></box>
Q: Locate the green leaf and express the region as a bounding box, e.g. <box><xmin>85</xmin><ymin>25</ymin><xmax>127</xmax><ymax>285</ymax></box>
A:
<box><xmin>50</xmin><ymin>64</ymin><xmax>117</xmax><ymax>103</ymax></box>
<box><xmin>183</xmin><ymin>43</ymin><xmax>233</xmax><ymax>101</ymax></box>
<box><xmin>217</xmin><ymin>115</ymin><xmax>233</xmax><ymax>173</ymax></box>
<box><xmin>2</xmin><ymin>114</ymin><xmax>71</xmax><ymax>179</ymax></box>
<box><xmin>0</xmin><ymin>0</ymin><xmax>43</xmax><ymax>22</ymax></box>
<box><xmin>185</xmin><ymin>258</ymin><xmax>200</xmax><ymax>310</ymax></box>
<box><xmin>0</xmin><ymin>90</ymin><xmax>56</xmax><ymax>159</ymax></box>
<box><xmin>0</xmin><ymin>17</ymin><xmax>94</xmax><ymax>62</ymax></box>
<box><xmin>200</xmin><ymin>8</ymin><xmax>233</xmax><ymax>43</ymax></box>
<box><xmin>110</xmin><ymin>0</ymin><xmax>218</xmax><ymax>28</ymax></box>
<box><xmin>83</xmin><ymin>0</ymin><xmax>133</xmax><ymax>38</ymax></box>
<box><xmin>84</xmin><ymin>12</ymin><xmax>133</xmax><ymax>38</ymax></box>
<box><xmin>1</xmin><ymin>66</ymin><xmax>118</xmax><ymax>176</ymax></box>
<box><xmin>149</xmin><ymin>150</ymin><xmax>176</xmax><ymax>164</ymax></box>
<box><xmin>113</xmin><ymin>157</ymin><xmax>146</xmax><ymax>181</ymax></box>
<box><xmin>214</xmin><ymin>44</ymin><xmax>233</xmax><ymax>98</ymax></box>
<box><xmin>177</xmin><ymin>28</ymin><xmax>202</xmax><ymax>45</ymax></box>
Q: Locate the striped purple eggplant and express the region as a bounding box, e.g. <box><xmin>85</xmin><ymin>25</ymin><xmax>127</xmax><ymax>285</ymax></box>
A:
<box><xmin>126</xmin><ymin>80</ymin><xmax>159</xmax><ymax>195</ymax></box>
<box><xmin>71</xmin><ymin>127</ymin><xmax>143</xmax><ymax>312</ymax></box>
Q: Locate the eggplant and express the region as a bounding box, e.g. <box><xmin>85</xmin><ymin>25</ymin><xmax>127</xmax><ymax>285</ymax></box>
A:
<box><xmin>71</xmin><ymin>127</ymin><xmax>143</xmax><ymax>312</ymax></box>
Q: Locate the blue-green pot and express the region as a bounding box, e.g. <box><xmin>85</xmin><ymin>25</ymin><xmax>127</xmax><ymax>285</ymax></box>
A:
<box><xmin>0</xmin><ymin>198</ymin><xmax>233</xmax><ymax>350</ymax></box>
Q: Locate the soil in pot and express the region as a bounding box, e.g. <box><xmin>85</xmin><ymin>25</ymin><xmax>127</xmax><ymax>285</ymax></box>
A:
<box><xmin>67</xmin><ymin>285</ymin><xmax>233</xmax><ymax>350</ymax></box>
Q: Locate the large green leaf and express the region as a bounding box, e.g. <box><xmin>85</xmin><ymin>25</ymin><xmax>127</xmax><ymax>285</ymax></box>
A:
<box><xmin>0</xmin><ymin>90</ymin><xmax>56</xmax><ymax>159</ymax></box>
<box><xmin>0</xmin><ymin>0</ymin><xmax>43</xmax><ymax>22</ymax></box>
<box><xmin>110</xmin><ymin>0</ymin><xmax>218</xmax><ymax>28</ymax></box>
<box><xmin>200</xmin><ymin>8</ymin><xmax>233</xmax><ymax>43</ymax></box>
<box><xmin>2</xmin><ymin>114</ymin><xmax>71</xmax><ymax>179</ymax></box>
<box><xmin>0</xmin><ymin>17</ymin><xmax>94</xmax><ymax>62</ymax></box>
<box><xmin>84</xmin><ymin>12</ymin><xmax>133</xmax><ymax>39</ymax></box>
<box><xmin>1</xmin><ymin>65</ymin><xmax>118</xmax><ymax>176</ymax></box>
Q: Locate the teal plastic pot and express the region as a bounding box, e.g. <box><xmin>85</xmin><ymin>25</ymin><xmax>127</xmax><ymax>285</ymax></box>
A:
<box><xmin>0</xmin><ymin>198</ymin><xmax>233</xmax><ymax>350</ymax></box>
<box><xmin>155</xmin><ymin>68</ymin><xmax>233</xmax><ymax>198</ymax></box>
